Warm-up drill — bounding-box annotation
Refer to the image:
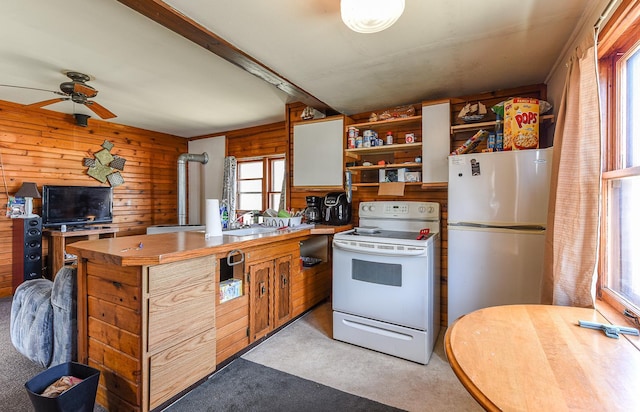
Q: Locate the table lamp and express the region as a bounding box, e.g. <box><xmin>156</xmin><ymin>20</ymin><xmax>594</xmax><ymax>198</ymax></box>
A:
<box><xmin>15</xmin><ymin>182</ymin><xmax>41</xmax><ymax>218</ymax></box>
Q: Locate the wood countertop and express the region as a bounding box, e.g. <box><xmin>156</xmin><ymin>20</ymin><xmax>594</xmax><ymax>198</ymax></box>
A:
<box><xmin>444</xmin><ymin>304</ymin><xmax>640</xmax><ymax>411</ymax></box>
<box><xmin>67</xmin><ymin>224</ymin><xmax>351</xmax><ymax>266</ymax></box>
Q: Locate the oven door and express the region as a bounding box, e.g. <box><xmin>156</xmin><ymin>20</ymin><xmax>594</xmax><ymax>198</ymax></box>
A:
<box><xmin>332</xmin><ymin>239</ymin><xmax>433</xmax><ymax>330</ymax></box>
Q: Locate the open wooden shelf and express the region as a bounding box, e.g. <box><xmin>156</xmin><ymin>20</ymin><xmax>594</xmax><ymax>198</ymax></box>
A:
<box><xmin>352</xmin><ymin>182</ymin><xmax>424</xmax><ymax>188</ymax></box>
<box><xmin>347</xmin><ymin>162</ymin><xmax>422</xmax><ymax>172</ymax></box>
<box><xmin>346</xmin><ymin>115</ymin><xmax>422</xmax><ymax>130</ymax></box>
<box><xmin>450</xmin><ymin>114</ymin><xmax>554</xmax><ymax>134</ymax></box>
<box><xmin>345</xmin><ymin>142</ymin><xmax>422</xmax><ymax>158</ymax></box>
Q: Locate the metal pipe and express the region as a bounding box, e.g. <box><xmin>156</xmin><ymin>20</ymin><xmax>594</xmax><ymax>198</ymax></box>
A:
<box><xmin>177</xmin><ymin>152</ymin><xmax>208</xmax><ymax>225</ymax></box>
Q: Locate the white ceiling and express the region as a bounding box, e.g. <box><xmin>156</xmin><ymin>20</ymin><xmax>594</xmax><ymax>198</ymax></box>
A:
<box><xmin>0</xmin><ymin>0</ymin><xmax>601</xmax><ymax>138</ymax></box>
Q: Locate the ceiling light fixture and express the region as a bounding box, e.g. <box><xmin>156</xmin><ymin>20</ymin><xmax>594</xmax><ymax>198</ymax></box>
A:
<box><xmin>341</xmin><ymin>0</ymin><xmax>405</xmax><ymax>34</ymax></box>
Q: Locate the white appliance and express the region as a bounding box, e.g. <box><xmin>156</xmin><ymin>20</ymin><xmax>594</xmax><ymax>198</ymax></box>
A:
<box><xmin>332</xmin><ymin>201</ymin><xmax>440</xmax><ymax>364</ymax></box>
<box><xmin>447</xmin><ymin>148</ymin><xmax>553</xmax><ymax>326</ymax></box>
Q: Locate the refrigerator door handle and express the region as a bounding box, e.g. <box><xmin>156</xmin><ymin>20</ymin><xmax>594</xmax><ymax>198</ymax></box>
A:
<box><xmin>448</xmin><ymin>222</ymin><xmax>546</xmax><ymax>231</ymax></box>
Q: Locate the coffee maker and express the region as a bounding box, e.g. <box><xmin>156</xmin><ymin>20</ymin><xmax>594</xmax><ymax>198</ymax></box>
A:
<box><xmin>305</xmin><ymin>196</ymin><xmax>323</xmax><ymax>223</ymax></box>
<box><xmin>322</xmin><ymin>192</ymin><xmax>351</xmax><ymax>225</ymax></box>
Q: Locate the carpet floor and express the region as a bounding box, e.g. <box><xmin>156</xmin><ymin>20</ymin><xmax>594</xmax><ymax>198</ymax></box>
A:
<box><xmin>166</xmin><ymin>358</ymin><xmax>404</xmax><ymax>412</ymax></box>
<box><xmin>0</xmin><ymin>297</ymin><xmax>48</xmax><ymax>412</ymax></box>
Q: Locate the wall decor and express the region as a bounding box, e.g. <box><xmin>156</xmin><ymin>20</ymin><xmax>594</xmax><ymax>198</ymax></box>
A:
<box><xmin>85</xmin><ymin>140</ymin><xmax>126</xmax><ymax>187</ymax></box>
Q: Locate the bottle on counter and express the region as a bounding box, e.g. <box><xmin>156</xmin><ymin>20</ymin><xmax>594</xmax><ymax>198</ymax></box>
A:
<box><xmin>495</xmin><ymin>114</ymin><xmax>504</xmax><ymax>151</ymax></box>
<box><xmin>220</xmin><ymin>201</ymin><xmax>229</xmax><ymax>229</ymax></box>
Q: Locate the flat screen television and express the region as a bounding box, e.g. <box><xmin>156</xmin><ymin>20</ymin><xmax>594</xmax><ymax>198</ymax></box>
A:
<box><xmin>42</xmin><ymin>185</ymin><xmax>113</xmax><ymax>228</ymax></box>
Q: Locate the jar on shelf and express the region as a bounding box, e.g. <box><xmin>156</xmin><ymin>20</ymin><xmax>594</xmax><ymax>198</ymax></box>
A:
<box><xmin>386</xmin><ymin>132</ymin><xmax>393</xmax><ymax>145</ymax></box>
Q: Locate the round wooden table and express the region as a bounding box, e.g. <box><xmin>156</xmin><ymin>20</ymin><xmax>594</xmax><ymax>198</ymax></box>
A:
<box><xmin>444</xmin><ymin>305</ymin><xmax>640</xmax><ymax>411</ymax></box>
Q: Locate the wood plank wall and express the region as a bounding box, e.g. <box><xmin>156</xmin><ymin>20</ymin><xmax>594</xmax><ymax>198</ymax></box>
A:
<box><xmin>0</xmin><ymin>100</ymin><xmax>187</xmax><ymax>297</ymax></box>
<box><xmin>223</xmin><ymin>121</ymin><xmax>287</xmax><ymax>158</ymax></box>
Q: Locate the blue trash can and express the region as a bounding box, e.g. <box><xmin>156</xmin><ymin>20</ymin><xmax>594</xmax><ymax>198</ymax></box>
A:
<box><xmin>25</xmin><ymin>362</ymin><xmax>100</xmax><ymax>412</ymax></box>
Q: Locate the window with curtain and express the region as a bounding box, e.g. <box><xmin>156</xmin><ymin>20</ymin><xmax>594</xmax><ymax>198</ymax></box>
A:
<box><xmin>237</xmin><ymin>156</ymin><xmax>285</xmax><ymax>212</ymax></box>
<box><xmin>599</xmin><ymin>1</ymin><xmax>640</xmax><ymax>317</ymax></box>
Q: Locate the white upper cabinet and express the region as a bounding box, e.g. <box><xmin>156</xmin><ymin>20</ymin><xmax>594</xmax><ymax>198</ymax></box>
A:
<box><xmin>293</xmin><ymin>116</ymin><xmax>344</xmax><ymax>187</ymax></box>
<box><xmin>422</xmin><ymin>100</ymin><xmax>451</xmax><ymax>183</ymax></box>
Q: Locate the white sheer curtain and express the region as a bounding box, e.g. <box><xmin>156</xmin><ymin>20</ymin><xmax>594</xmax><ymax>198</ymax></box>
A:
<box><xmin>222</xmin><ymin>156</ymin><xmax>237</xmax><ymax>221</ymax></box>
<box><xmin>541</xmin><ymin>39</ymin><xmax>602</xmax><ymax>307</ymax></box>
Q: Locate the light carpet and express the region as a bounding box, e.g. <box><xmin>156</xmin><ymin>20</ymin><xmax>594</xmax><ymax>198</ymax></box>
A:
<box><xmin>242</xmin><ymin>302</ymin><xmax>482</xmax><ymax>412</ymax></box>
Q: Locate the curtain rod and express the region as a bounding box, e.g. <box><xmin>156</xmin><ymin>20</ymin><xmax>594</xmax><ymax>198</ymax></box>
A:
<box><xmin>594</xmin><ymin>0</ymin><xmax>620</xmax><ymax>30</ymax></box>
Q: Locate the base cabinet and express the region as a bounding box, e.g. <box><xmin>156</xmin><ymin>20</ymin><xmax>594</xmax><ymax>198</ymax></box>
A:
<box><xmin>274</xmin><ymin>256</ymin><xmax>292</xmax><ymax>328</ymax></box>
<box><xmin>75</xmin><ymin>236</ymin><xmax>330</xmax><ymax>411</ymax></box>
<box><xmin>249</xmin><ymin>260</ymin><xmax>273</xmax><ymax>341</ymax></box>
<box><xmin>77</xmin><ymin>255</ymin><xmax>217</xmax><ymax>412</ymax></box>
<box><xmin>146</xmin><ymin>257</ymin><xmax>217</xmax><ymax>409</ymax></box>
<box><xmin>249</xmin><ymin>254</ymin><xmax>293</xmax><ymax>342</ymax></box>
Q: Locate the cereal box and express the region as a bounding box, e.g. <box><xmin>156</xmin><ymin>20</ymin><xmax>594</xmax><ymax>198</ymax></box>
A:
<box><xmin>504</xmin><ymin>98</ymin><xmax>539</xmax><ymax>150</ymax></box>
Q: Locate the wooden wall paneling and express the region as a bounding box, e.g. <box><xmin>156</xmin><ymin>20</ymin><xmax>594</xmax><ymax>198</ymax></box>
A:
<box><xmin>223</xmin><ymin>121</ymin><xmax>287</xmax><ymax>159</ymax></box>
<box><xmin>0</xmin><ymin>100</ymin><xmax>187</xmax><ymax>298</ymax></box>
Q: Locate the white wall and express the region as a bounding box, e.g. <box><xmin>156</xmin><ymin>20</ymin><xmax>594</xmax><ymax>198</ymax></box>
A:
<box><xmin>188</xmin><ymin>136</ymin><xmax>226</xmax><ymax>224</ymax></box>
<box><xmin>546</xmin><ymin>0</ymin><xmax>615</xmax><ymax>114</ymax></box>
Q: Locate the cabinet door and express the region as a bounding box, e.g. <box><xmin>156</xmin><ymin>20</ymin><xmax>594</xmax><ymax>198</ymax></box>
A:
<box><xmin>249</xmin><ymin>261</ymin><xmax>273</xmax><ymax>341</ymax></box>
<box><xmin>293</xmin><ymin>117</ymin><xmax>344</xmax><ymax>187</ymax></box>
<box><xmin>422</xmin><ymin>100</ymin><xmax>451</xmax><ymax>183</ymax></box>
<box><xmin>274</xmin><ymin>255</ymin><xmax>292</xmax><ymax>328</ymax></box>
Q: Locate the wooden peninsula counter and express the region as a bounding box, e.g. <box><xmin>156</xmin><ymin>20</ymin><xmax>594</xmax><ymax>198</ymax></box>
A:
<box><xmin>67</xmin><ymin>225</ymin><xmax>350</xmax><ymax>412</ymax></box>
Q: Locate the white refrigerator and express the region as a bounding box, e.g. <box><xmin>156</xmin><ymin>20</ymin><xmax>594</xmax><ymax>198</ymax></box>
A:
<box><xmin>447</xmin><ymin>148</ymin><xmax>553</xmax><ymax>326</ymax></box>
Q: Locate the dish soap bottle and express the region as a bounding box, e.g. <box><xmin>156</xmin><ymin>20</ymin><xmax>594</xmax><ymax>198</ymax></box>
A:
<box><xmin>220</xmin><ymin>201</ymin><xmax>229</xmax><ymax>229</ymax></box>
<box><xmin>495</xmin><ymin>114</ymin><xmax>504</xmax><ymax>151</ymax></box>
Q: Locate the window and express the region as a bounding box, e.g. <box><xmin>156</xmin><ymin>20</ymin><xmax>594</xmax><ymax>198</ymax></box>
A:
<box><xmin>237</xmin><ymin>156</ymin><xmax>285</xmax><ymax>212</ymax></box>
<box><xmin>599</xmin><ymin>1</ymin><xmax>640</xmax><ymax>316</ymax></box>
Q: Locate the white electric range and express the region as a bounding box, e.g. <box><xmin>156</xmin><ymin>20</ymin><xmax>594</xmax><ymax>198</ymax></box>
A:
<box><xmin>332</xmin><ymin>201</ymin><xmax>441</xmax><ymax>364</ymax></box>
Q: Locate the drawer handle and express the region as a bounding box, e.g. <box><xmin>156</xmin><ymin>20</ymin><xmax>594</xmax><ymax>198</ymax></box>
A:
<box><xmin>260</xmin><ymin>282</ymin><xmax>266</xmax><ymax>297</ymax></box>
<box><xmin>281</xmin><ymin>275</ymin><xmax>287</xmax><ymax>288</ymax></box>
<box><xmin>227</xmin><ymin>249</ymin><xmax>244</xmax><ymax>266</ymax></box>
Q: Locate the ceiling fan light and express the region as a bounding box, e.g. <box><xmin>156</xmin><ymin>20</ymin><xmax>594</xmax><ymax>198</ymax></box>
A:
<box><xmin>341</xmin><ymin>0</ymin><xmax>405</xmax><ymax>34</ymax></box>
<box><xmin>74</xmin><ymin>113</ymin><xmax>91</xmax><ymax>127</ymax></box>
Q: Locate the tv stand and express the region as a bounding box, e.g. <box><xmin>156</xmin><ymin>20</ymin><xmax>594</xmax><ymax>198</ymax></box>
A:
<box><xmin>44</xmin><ymin>226</ymin><xmax>119</xmax><ymax>277</ymax></box>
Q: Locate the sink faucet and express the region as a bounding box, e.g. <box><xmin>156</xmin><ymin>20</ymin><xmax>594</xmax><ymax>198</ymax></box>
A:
<box><xmin>229</xmin><ymin>211</ymin><xmax>253</xmax><ymax>229</ymax></box>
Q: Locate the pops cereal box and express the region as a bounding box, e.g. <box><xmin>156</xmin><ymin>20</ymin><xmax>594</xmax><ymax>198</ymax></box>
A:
<box><xmin>504</xmin><ymin>98</ymin><xmax>539</xmax><ymax>150</ymax></box>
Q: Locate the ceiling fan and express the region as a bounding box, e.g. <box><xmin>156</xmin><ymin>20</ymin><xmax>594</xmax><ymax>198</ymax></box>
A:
<box><xmin>1</xmin><ymin>71</ymin><xmax>116</xmax><ymax>119</ymax></box>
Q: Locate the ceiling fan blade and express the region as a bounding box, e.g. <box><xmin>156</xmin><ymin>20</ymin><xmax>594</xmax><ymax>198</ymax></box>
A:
<box><xmin>73</xmin><ymin>83</ymin><xmax>98</xmax><ymax>98</ymax></box>
<box><xmin>0</xmin><ymin>84</ymin><xmax>66</xmax><ymax>96</ymax></box>
<box><xmin>26</xmin><ymin>97</ymin><xmax>69</xmax><ymax>108</ymax></box>
<box><xmin>85</xmin><ymin>101</ymin><xmax>116</xmax><ymax>119</ymax></box>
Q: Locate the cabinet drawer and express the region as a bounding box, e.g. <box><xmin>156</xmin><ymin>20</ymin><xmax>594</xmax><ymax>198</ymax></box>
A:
<box><xmin>148</xmin><ymin>281</ymin><xmax>216</xmax><ymax>353</ymax></box>
<box><xmin>246</xmin><ymin>241</ymin><xmax>298</xmax><ymax>264</ymax></box>
<box><xmin>149</xmin><ymin>327</ymin><xmax>217</xmax><ymax>409</ymax></box>
<box><xmin>148</xmin><ymin>255</ymin><xmax>215</xmax><ymax>294</ymax></box>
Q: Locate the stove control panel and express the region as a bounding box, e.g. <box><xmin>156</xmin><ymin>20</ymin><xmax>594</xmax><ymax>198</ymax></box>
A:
<box><xmin>359</xmin><ymin>201</ymin><xmax>439</xmax><ymax>220</ymax></box>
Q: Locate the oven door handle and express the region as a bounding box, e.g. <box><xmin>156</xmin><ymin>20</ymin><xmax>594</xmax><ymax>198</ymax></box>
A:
<box><xmin>333</xmin><ymin>240</ymin><xmax>426</xmax><ymax>256</ymax></box>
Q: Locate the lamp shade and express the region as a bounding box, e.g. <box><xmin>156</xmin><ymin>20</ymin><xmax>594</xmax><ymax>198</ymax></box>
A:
<box><xmin>15</xmin><ymin>182</ymin><xmax>41</xmax><ymax>199</ymax></box>
<box><xmin>15</xmin><ymin>182</ymin><xmax>40</xmax><ymax>218</ymax></box>
<box><xmin>341</xmin><ymin>0</ymin><xmax>405</xmax><ymax>33</ymax></box>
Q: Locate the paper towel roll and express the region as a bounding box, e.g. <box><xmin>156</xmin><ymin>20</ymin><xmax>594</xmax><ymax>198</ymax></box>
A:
<box><xmin>205</xmin><ymin>199</ymin><xmax>223</xmax><ymax>238</ymax></box>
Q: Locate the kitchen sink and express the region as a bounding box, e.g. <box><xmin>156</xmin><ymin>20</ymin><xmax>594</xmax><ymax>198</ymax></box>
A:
<box><xmin>222</xmin><ymin>226</ymin><xmax>279</xmax><ymax>236</ymax></box>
